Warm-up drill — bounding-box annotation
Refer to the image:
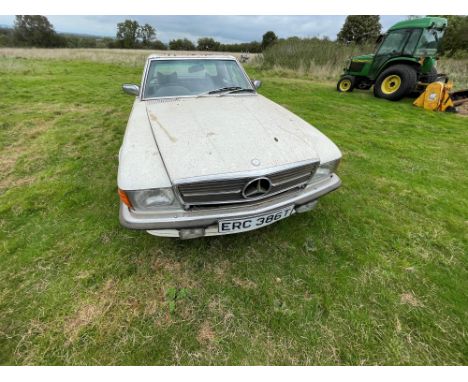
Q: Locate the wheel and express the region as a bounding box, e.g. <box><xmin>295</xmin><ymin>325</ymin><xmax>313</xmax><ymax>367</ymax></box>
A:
<box><xmin>337</xmin><ymin>76</ymin><xmax>355</xmax><ymax>92</ymax></box>
<box><xmin>373</xmin><ymin>65</ymin><xmax>417</xmax><ymax>101</ymax></box>
<box><xmin>356</xmin><ymin>80</ymin><xmax>372</xmax><ymax>90</ymax></box>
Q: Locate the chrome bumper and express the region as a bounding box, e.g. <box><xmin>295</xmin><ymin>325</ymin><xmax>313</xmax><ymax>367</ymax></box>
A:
<box><xmin>120</xmin><ymin>174</ymin><xmax>341</xmax><ymax>236</ymax></box>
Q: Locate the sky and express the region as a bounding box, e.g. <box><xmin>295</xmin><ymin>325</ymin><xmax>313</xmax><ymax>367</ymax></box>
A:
<box><xmin>0</xmin><ymin>15</ymin><xmax>405</xmax><ymax>43</ymax></box>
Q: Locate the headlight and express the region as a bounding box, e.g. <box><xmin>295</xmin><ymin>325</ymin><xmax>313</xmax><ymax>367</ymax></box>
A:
<box><xmin>309</xmin><ymin>159</ymin><xmax>340</xmax><ymax>184</ymax></box>
<box><xmin>126</xmin><ymin>188</ymin><xmax>178</xmax><ymax>210</ymax></box>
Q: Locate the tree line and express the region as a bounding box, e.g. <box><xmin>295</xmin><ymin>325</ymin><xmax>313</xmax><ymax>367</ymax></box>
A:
<box><xmin>0</xmin><ymin>16</ymin><xmax>277</xmax><ymax>53</ymax></box>
<box><xmin>0</xmin><ymin>15</ymin><xmax>466</xmax><ymax>57</ymax></box>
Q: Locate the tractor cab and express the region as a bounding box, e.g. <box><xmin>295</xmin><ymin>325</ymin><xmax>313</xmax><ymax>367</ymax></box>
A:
<box><xmin>337</xmin><ymin>17</ymin><xmax>448</xmax><ymax>101</ymax></box>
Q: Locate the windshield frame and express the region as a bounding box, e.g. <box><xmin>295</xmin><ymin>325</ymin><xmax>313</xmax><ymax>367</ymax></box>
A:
<box><xmin>140</xmin><ymin>57</ymin><xmax>256</xmax><ymax>101</ymax></box>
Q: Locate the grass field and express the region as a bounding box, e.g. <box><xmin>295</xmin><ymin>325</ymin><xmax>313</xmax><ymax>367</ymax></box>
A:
<box><xmin>0</xmin><ymin>56</ymin><xmax>467</xmax><ymax>365</ymax></box>
<box><xmin>0</xmin><ymin>48</ymin><xmax>258</xmax><ymax>65</ymax></box>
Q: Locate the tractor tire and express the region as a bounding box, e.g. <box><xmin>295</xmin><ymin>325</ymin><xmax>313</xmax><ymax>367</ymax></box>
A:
<box><xmin>374</xmin><ymin>65</ymin><xmax>417</xmax><ymax>101</ymax></box>
<box><xmin>337</xmin><ymin>76</ymin><xmax>355</xmax><ymax>92</ymax></box>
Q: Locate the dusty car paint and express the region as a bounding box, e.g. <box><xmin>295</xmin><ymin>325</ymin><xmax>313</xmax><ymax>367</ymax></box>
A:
<box><xmin>145</xmin><ymin>95</ymin><xmax>340</xmax><ymax>182</ymax></box>
<box><xmin>118</xmin><ymin>55</ymin><xmax>342</xmax><ymax>238</ymax></box>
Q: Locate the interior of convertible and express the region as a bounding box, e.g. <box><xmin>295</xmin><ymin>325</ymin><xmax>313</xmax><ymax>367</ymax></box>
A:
<box><xmin>143</xmin><ymin>59</ymin><xmax>253</xmax><ymax>98</ymax></box>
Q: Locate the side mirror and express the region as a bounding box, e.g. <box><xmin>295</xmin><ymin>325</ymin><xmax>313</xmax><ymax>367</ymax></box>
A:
<box><xmin>122</xmin><ymin>84</ymin><xmax>140</xmax><ymax>96</ymax></box>
<box><xmin>252</xmin><ymin>80</ymin><xmax>262</xmax><ymax>89</ymax></box>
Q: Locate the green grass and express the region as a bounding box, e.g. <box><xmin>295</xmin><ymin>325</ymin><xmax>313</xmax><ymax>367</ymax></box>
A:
<box><xmin>0</xmin><ymin>57</ymin><xmax>467</xmax><ymax>365</ymax></box>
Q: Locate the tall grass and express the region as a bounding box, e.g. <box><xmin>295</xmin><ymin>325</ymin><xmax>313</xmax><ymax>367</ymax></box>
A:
<box><xmin>255</xmin><ymin>38</ymin><xmax>373</xmax><ymax>81</ymax></box>
<box><xmin>438</xmin><ymin>58</ymin><xmax>468</xmax><ymax>89</ymax></box>
<box><xmin>254</xmin><ymin>38</ymin><xmax>468</xmax><ymax>88</ymax></box>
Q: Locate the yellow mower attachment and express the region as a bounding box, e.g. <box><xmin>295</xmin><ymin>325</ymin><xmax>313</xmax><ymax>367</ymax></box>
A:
<box><xmin>413</xmin><ymin>80</ymin><xmax>468</xmax><ymax>112</ymax></box>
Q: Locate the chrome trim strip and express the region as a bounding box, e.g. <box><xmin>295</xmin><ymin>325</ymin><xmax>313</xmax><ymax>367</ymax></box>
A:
<box><xmin>271</xmin><ymin>173</ymin><xmax>311</xmax><ymax>186</ymax></box>
<box><xmin>182</xmin><ymin>189</ymin><xmax>242</xmax><ymax>197</ymax></box>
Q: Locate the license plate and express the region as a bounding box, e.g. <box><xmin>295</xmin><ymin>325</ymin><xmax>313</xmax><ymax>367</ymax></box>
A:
<box><xmin>218</xmin><ymin>205</ymin><xmax>294</xmax><ymax>234</ymax></box>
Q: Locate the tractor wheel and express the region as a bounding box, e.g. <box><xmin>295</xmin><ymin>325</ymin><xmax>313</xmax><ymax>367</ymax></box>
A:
<box><xmin>374</xmin><ymin>65</ymin><xmax>417</xmax><ymax>101</ymax></box>
<box><xmin>356</xmin><ymin>82</ymin><xmax>372</xmax><ymax>90</ymax></box>
<box><xmin>337</xmin><ymin>76</ymin><xmax>355</xmax><ymax>92</ymax></box>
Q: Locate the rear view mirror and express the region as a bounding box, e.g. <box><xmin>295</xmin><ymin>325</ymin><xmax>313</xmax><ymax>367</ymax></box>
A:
<box><xmin>188</xmin><ymin>64</ymin><xmax>204</xmax><ymax>73</ymax></box>
<box><xmin>253</xmin><ymin>80</ymin><xmax>262</xmax><ymax>89</ymax></box>
<box><xmin>122</xmin><ymin>84</ymin><xmax>140</xmax><ymax>96</ymax></box>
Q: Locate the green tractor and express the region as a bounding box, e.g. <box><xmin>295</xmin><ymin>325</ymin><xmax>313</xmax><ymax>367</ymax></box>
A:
<box><xmin>337</xmin><ymin>17</ymin><xmax>448</xmax><ymax>101</ymax></box>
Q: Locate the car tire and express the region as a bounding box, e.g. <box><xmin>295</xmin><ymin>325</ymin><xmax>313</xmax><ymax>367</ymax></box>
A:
<box><xmin>373</xmin><ymin>64</ymin><xmax>417</xmax><ymax>101</ymax></box>
<box><xmin>337</xmin><ymin>76</ymin><xmax>355</xmax><ymax>92</ymax></box>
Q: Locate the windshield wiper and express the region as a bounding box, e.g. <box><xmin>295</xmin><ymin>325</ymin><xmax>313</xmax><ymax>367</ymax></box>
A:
<box><xmin>209</xmin><ymin>86</ymin><xmax>242</xmax><ymax>94</ymax></box>
<box><xmin>223</xmin><ymin>88</ymin><xmax>256</xmax><ymax>95</ymax></box>
<box><xmin>199</xmin><ymin>86</ymin><xmax>242</xmax><ymax>96</ymax></box>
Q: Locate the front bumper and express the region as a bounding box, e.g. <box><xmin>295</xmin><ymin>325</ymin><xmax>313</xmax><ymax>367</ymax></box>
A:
<box><xmin>120</xmin><ymin>174</ymin><xmax>341</xmax><ymax>237</ymax></box>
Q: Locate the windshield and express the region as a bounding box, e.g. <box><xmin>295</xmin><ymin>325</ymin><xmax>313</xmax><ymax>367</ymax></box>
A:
<box><xmin>376</xmin><ymin>30</ymin><xmax>410</xmax><ymax>55</ymax></box>
<box><xmin>415</xmin><ymin>29</ymin><xmax>444</xmax><ymax>56</ymax></box>
<box><xmin>143</xmin><ymin>59</ymin><xmax>253</xmax><ymax>98</ymax></box>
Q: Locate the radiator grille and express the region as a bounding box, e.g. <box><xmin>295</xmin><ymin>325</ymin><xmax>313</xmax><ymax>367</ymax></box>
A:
<box><xmin>176</xmin><ymin>161</ymin><xmax>318</xmax><ymax>206</ymax></box>
<box><xmin>349</xmin><ymin>61</ymin><xmax>365</xmax><ymax>72</ymax></box>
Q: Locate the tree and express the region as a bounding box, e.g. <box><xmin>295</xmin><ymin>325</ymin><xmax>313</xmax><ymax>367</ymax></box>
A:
<box><xmin>197</xmin><ymin>37</ymin><xmax>221</xmax><ymax>51</ymax></box>
<box><xmin>116</xmin><ymin>19</ymin><xmax>140</xmax><ymax>48</ymax></box>
<box><xmin>150</xmin><ymin>40</ymin><xmax>167</xmax><ymax>50</ymax></box>
<box><xmin>168</xmin><ymin>38</ymin><xmax>196</xmax><ymax>50</ymax></box>
<box><xmin>337</xmin><ymin>16</ymin><xmax>382</xmax><ymax>44</ymax></box>
<box><xmin>13</xmin><ymin>15</ymin><xmax>64</xmax><ymax>47</ymax></box>
<box><xmin>261</xmin><ymin>31</ymin><xmax>278</xmax><ymax>50</ymax></box>
<box><xmin>0</xmin><ymin>27</ymin><xmax>13</xmax><ymax>47</ymax></box>
<box><xmin>435</xmin><ymin>15</ymin><xmax>468</xmax><ymax>56</ymax></box>
<box><xmin>139</xmin><ymin>23</ymin><xmax>156</xmax><ymax>47</ymax></box>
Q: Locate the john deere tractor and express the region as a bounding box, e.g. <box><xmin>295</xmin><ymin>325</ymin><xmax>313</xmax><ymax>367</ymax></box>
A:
<box><xmin>337</xmin><ymin>17</ymin><xmax>447</xmax><ymax>101</ymax></box>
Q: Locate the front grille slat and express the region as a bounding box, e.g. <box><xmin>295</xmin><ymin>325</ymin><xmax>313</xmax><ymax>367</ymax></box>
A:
<box><xmin>182</xmin><ymin>189</ymin><xmax>243</xmax><ymax>196</ymax></box>
<box><xmin>271</xmin><ymin>173</ymin><xmax>311</xmax><ymax>187</ymax></box>
<box><xmin>176</xmin><ymin>161</ymin><xmax>318</xmax><ymax>206</ymax></box>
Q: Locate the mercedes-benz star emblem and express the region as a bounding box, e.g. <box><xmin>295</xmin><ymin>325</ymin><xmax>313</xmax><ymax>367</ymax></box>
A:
<box><xmin>242</xmin><ymin>177</ymin><xmax>272</xmax><ymax>199</ymax></box>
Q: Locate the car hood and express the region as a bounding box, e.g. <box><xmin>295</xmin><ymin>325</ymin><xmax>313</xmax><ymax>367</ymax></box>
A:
<box><xmin>145</xmin><ymin>94</ymin><xmax>323</xmax><ymax>182</ymax></box>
